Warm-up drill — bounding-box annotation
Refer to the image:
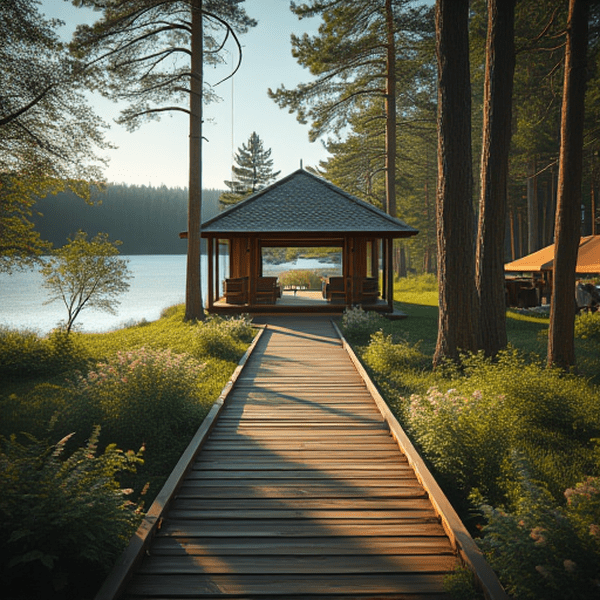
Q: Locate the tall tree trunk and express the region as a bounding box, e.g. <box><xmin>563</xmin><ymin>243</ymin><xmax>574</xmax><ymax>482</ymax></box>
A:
<box><xmin>384</xmin><ymin>0</ymin><xmax>397</xmax><ymax>218</ymax></box>
<box><xmin>527</xmin><ymin>161</ymin><xmax>539</xmax><ymax>253</ymax></box>
<box><xmin>433</xmin><ymin>0</ymin><xmax>479</xmax><ymax>367</ymax></box>
<box><xmin>548</xmin><ymin>0</ymin><xmax>589</xmax><ymax>369</ymax></box>
<box><xmin>185</xmin><ymin>0</ymin><xmax>205</xmax><ymax>321</ymax></box>
<box><xmin>476</xmin><ymin>0</ymin><xmax>516</xmax><ymax>357</ymax></box>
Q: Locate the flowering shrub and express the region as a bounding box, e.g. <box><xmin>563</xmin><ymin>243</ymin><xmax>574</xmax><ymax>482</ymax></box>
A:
<box><xmin>0</xmin><ymin>427</ymin><xmax>143</xmax><ymax>596</ymax></box>
<box><xmin>67</xmin><ymin>348</ymin><xmax>205</xmax><ymax>468</ymax></box>
<box><xmin>341</xmin><ymin>306</ymin><xmax>387</xmax><ymax>342</ymax></box>
<box><xmin>479</xmin><ymin>465</ymin><xmax>600</xmax><ymax>600</ymax></box>
<box><xmin>193</xmin><ymin>314</ymin><xmax>255</xmax><ymax>361</ymax></box>
<box><xmin>406</xmin><ymin>386</ymin><xmax>513</xmax><ymax>505</ymax></box>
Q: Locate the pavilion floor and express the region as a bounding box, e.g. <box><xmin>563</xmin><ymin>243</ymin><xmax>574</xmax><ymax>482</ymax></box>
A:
<box><xmin>209</xmin><ymin>289</ymin><xmax>395</xmax><ymax>316</ymax></box>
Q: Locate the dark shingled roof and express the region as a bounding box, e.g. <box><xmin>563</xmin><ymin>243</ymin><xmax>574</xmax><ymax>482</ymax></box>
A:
<box><xmin>201</xmin><ymin>169</ymin><xmax>418</xmax><ymax>237</ymax></box>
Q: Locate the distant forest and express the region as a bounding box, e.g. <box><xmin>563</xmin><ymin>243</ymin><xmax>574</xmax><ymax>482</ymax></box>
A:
<box><xmin>32</xmin><ymin>184</ymin><xmax>223</xmax><ymax>254</ymax></box>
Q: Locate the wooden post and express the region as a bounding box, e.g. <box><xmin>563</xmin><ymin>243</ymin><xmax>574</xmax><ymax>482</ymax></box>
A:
<box><xmin>387</xmin><ymin>238</ymin><xmax>394</xmax><ymax>311</ymax></box>
<box><xmin>215</xmin><ymin>238</ymin><xmax>221</xmax><ymax>300</ymax></box>
<box><xmin>207</xmin><ymin>236</ymin><xmax>214</xmax><ymax>309</ymax></box>
<box><xmin>381</xmin><ymin>239</ymin><xmax>387</xmax><ymax>300</ymax></box>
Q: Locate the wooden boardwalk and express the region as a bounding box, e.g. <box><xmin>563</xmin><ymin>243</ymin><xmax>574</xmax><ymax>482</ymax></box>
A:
<box><xmin>100</xmin><ymin>317</ymin><xmax>506</xmax><ymax>600</ymax></box>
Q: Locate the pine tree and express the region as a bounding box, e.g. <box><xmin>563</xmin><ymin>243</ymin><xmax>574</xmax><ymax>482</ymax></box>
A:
<box><xmin>433</xmin><ymin>0</ymin><xmax>479</xmax><ymax>367</ymax></box>
<box><xmin>268</xmin><ymin>0</ymin><xmax>432</xmax><ymax>218</ymax></box>
<box><xmin>548</xmin><ymin>0</ymin><xmax>590</xmax><ymax>370</ymax></box>
<box><xmin>71</xmin><ymin>0</ymin><xmax>256</xmax><ymax>321</ymax></box>
<box><xmin>220</xmin><ymin>132</ymin><xmax>280</xmax><ymax>206</ymax></box>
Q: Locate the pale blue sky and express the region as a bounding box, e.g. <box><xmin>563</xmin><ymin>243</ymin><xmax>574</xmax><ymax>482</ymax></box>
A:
<box><xmin>42</xmin><ymin>0</ymin><xmax>329</xmax><ymax>189</ymax></box>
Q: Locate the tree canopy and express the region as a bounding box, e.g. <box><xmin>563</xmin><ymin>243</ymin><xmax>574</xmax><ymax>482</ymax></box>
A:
<box><xmin>0</xmin><ymin>0</ymin><xmax>110</xmax><ymax>182</ymax></box>
<box><xmin>0</xmin><ymin>0</ymin><xmax>113</xmax><ymax>272</ymax></box>
<box><xmin>41</xmin><ymin>231</ymin><xmax>132</xmax><ymax>333</ymax></box>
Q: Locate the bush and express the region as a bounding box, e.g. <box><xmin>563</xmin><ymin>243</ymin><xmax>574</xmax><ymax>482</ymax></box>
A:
<box><xmin>406</xmin><ymin>386</ymin><xmax>513</xmax><ymax>506</ymax></box>
<box><xmin>66</xmin><ymin>348</ymin><xmax>206</xmax><ymax>471</ymax></box>
<box><xmin>478</xmin><ymin>463</ymin><xmax>600</xmax><ymax>600</ymax></box>
<box><xmin>363</xmin><ymin>330</ymin><xmax>429</xmax><ymax>374</ymax></box>
<box><xmin>0</xmin><ymin>428</ymin><xmax>143</xmax><ymax>598</ymax></box>
<box><xmin>0</xmin><ymin>327</ymin><xmax>87</xmax><ymax>379</ymax></box>
<box><xmin>278</xmin><ymin>269</ymin><xmax>323</xmax><ymax>289</ymax></box>
<box><xmin>0</xmin><ymin>385</ymin><xmax>67</xmax><ymax>441</ymax></box>
<box><xmin>193</xmin><ymin>314</ymin><xmax>254</xmax><ymax>361</ymax></box>
<box><xmin>341</xmin><ymin>306</ymin><xmax>388</xmax><ymax>343</ymax></box>
<box><xmin>444</xmin><ymin>349</ymin><xmax>600</xmax><ymax>499</ymax></box>
<box><xmin>575</xmin><ymin>311</ymin><xmax>600</xmax><ymax>342</ymax></box>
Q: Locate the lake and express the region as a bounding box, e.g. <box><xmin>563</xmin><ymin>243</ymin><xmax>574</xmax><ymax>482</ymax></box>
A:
<box><xmin>0</xmin><ymin>254</ymin><xmax>339</xmax><ymax>335</ymax></box>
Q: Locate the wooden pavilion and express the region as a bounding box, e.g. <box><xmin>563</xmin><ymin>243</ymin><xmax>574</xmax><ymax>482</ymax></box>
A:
<box><xmin>199</xmin><ymin>169</ymin><xmax>418</xmax><ymax>315</ymax></box>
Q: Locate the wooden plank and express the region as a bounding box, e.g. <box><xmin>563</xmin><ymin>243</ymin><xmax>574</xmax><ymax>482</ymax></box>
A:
<box><xmin>170</xmin><ymin>498</ymin><xmax>431</xmax><ymax>510</ymax></box>
<box><xmin>137</xmin><ymin>554</ymin><xmax>458</xmax><ymax>575</ymax></box>
<box><xmin>125</xmin><ymin>573</ymin><xmax>449</xmax><ymax>596</ymax></box>
<box><xmin>177</xmin><ymin>483</ymin><xmax>426</xmax><ymax>498</ymax></box>
<box><xmin>150</xmin><ymin>536</ymin><xmax>454</xmax><ymax>556</ymax></box>
<box><xmin>157</xmin><ymin>520</ymin><xmax>446</xmax><ymax>538</ymax></box>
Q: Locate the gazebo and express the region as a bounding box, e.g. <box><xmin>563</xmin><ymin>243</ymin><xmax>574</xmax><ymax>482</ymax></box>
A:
<box><xmin>200</xmin><ymin>169</ymin><xmax>418</xmax><ymax>315</ymax></box>
<box><xmin>504</xmin><ymin>235</ymin><xmax>600</xmax><ymax>307</ymax></box>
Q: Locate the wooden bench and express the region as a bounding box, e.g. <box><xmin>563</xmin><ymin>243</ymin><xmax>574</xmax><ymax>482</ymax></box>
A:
<box><xmin>325</xmin><ymin>276</ymin><xmax>345</xmax><ymax>303</ymax></box>
<box><xmin>255</xmin><ymin>277</ymin><xmax>281</xmax><ymax>304</ymax></box>
<box><xmin>223</xmin><ymin>277</ymin><xmax>248</xmax><ymax>305</ymax></box>
<box><xmin>361</xmin><ymin>277</ymin><xmax>379</xmax><ymax>304</ymax></box>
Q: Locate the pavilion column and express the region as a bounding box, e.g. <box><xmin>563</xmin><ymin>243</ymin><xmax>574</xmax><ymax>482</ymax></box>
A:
<box><xmin>214</xmin><ymin>239</ymin><xmax>220</xmax><ymax>301</ymax></box>
<box><xmin>207</xmin><ymin>237</ymin><xmax>214</xmax><ymax>310</ymax></box>
<box><xmin>386</xmin><ymin>238</ymin><xmax>394</xmax><ymax>311</ymax></box>
<box><xmin>381</xmin><ymin>239</ymin><xmax>387</xmax><ymax>300</ymax></box>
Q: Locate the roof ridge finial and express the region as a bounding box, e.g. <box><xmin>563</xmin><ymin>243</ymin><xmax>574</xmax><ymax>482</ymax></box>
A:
<box><xmin>300</xmin><ymin>159</ymin><xmax>303</xmax><ymax>170</ymax></box>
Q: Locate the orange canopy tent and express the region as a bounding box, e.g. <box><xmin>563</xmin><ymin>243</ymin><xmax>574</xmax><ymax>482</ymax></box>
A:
<box><xmin>505</xmin><ymin>235</ymin><xmax>600</xmax><ymax>274</ymax></box>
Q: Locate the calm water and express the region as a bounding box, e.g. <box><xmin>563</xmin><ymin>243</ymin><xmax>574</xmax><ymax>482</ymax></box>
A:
<box><xmin>0</xmin><ymin>254</ymin><xmax>339</xmax><ymax>335</ymax></box>
<box><xmin>0</xmin><ymin>255</ymin><xmax>192</xmax><ymax>334</ymax></box>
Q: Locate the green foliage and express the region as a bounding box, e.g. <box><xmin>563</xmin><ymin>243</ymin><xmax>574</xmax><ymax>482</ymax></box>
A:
<box><xmin>66</xmin><ymin>347</ymin><xmax>206</xmax><ymax>471</ymax></box>
<box><xmin>478</xmin><ymin>464</ymin><xmax>600</xmax><ymax>600</ymax></box>
<box><xmin>443</xmin><ymin>567</ymin><xmax>484</xmax><ymax>600</ymax></box>
<box><xmin>192</xmin><ymin>314</ymin><xmax>255</xmax><ymax>361</ymax></box>
<box><xmin>0</xmin><ymin>0</ymin><xmax>110</xmax><ymax>181</ymax></box>
<box><xmin>362</xmin><ymin>330</ymin><xmax>428</xmax><ymax>375</ymax></box>
<box><xmin>278</xmin><ymin>269</ymin><xmax>323</xmax><ymax>290</ymax></box>
<box><xmin>575</xmin><ymin>311</ymin><xmax>600</xmax><ymax>342</ymax></box>
<box><xmin>0</xmin><ymin>427</ymin><xmax>143</xmax><ymax>596</ymax></box>
<box><xmin>406</xmin><ymin>386</ymin><xmax>512</xmax><ymax>505</ymax></box>
<box><xmin>32</xmin><ymin>184</ymin><xmax>223</xmax><ymax>255</ymax></box>
<box><xmin>41</xmin><ymin>231</ymin><xmax>132</xmax><ymax>333</ymax></box>
<box><xmin>220</xmin><ymin>132</ymin><xmax>280</xmax><ymax>206</ymax></box>
<box><xmin>401</xmin><ymin>348</ymin><xmax>600</xmax><ymax>505</ymax></box>
<box><xmin>0</xmin><ymin>327</ymin><xmax>88</xmax><ymax>378</ymax></box>
<box><xmin>340</xmin><ymin>306</ymin><xmax>388</xmax><ymax>344</ymax></box>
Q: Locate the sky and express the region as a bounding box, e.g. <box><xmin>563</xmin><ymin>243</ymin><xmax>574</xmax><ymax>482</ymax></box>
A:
<box><xmin>42</xmin><ymin>0</ymin><xmax>331</xmax><ymax>190</ymax></box>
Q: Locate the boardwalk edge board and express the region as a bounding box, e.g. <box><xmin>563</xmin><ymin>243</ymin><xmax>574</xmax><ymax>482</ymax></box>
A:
<box><xmin>93</xmin><ymin>325</ymin><xmax>266</xmax><ymax>600</ymax></box>
<box><xmin>330</xmin><ymin>319</ymin><xmax>510</xmax><ymax>600</ymax></box>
